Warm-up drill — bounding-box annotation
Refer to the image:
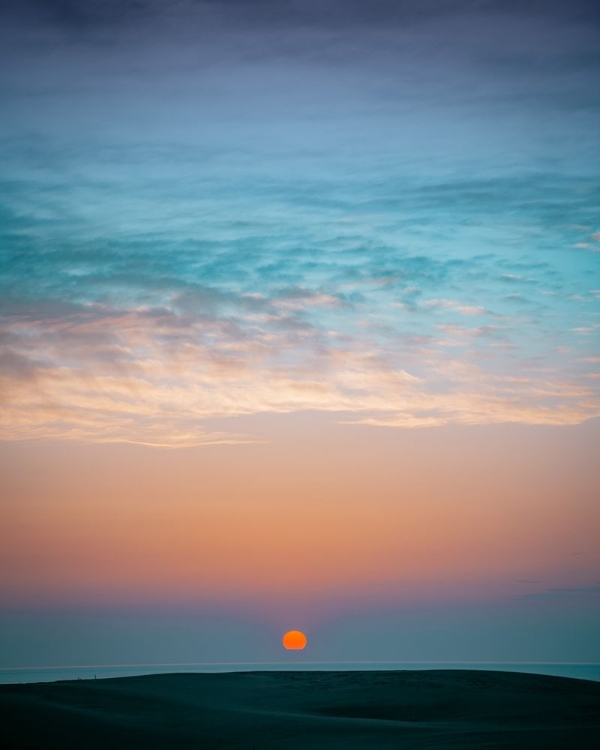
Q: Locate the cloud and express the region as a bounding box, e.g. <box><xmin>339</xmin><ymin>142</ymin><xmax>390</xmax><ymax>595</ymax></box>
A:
<box><xmin>1</xmin><ymin>291</ymin><xmax>598</xmax><ymax>445</ymax></box>
<box><xmin>1</xmin><ymin>155</ymin><xmax>599</xmax><ymax>447</ymax></box>
<box><xmin>421</xmin><ymin>299</ymin><xmax>493</xmax><ymax>316</ymax></box>
<box><xmin>0</xmin><ymin>0</ymin><xmax>598</xmax><ymax>446</ymax></box>
<box><xmin>522</xmin><ymin>586</ymin><xmax>600</xmax><ymax>600</ymax></box>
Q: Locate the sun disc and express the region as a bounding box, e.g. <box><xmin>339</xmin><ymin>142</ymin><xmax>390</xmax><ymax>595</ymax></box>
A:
<box><xmin>282</xmin><ymin>630</ymin><xmax>307</xmax><ymax>650</ymax></box>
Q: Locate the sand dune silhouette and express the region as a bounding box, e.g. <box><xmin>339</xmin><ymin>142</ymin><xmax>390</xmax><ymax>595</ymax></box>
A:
<box><xmin>2</xmin><ymin>669</ymin><xmax>599</xmax><ymax>749</ymax></box>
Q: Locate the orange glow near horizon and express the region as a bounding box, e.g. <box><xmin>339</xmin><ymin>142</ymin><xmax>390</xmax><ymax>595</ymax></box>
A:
<box><xmin>0</xmin><ymin>418</ymin><xmax>598</xmax><ymax>612</ymax></box>
<box><xmin>283</xmin><ymin>630</ymin><xmax>307</xmax><ymax>650</ymax></box>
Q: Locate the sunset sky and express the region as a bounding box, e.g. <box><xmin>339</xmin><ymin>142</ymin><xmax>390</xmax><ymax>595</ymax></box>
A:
<box><xmin>1</xmin><ymin>0</ymin><xmax>599</xmax><ymax>668</ymax></box>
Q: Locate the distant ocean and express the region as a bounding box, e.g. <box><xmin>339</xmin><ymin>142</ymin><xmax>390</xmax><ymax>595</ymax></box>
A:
<box><xmin>1</xmin><ymin>662</ymin><xmax>599</xmax><ymax>685</ymax></box>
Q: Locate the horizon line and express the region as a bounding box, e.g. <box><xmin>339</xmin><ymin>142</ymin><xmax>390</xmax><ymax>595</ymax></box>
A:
<box><xmin>2</xmin><ymin>661</ymin><xmax>599</xmax><ymax>672</ymax></box>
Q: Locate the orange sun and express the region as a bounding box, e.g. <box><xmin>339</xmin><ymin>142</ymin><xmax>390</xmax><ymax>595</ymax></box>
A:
<box><xmin>282</xmin><ymin>630</ymin><xmax>307</xmax><ymax>650</ymax></box>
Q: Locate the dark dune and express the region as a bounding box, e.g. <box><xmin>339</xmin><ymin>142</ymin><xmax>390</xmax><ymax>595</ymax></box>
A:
<box><xmin>1</xmin><ymin>670</ymin><xmax>599</xmax><ymax>749</ymax></box>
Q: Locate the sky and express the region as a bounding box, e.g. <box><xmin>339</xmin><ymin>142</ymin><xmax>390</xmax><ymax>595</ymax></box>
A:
<box><xmin>0</xmin><ymin>0</ymin><xmax>599</xmax><ymax>667</ymax></box>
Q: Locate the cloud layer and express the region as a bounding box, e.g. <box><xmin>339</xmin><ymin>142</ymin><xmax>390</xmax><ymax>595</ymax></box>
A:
<box><xmin>1</xmin><ymin>1</ymin><xmax>599</xmax><ymax>445</ymax></box>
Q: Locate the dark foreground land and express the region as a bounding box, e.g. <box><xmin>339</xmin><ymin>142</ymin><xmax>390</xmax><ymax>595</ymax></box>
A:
<box><xmin>1</xmin><ymin>670</ymin><xmax>600</xmax><ymax>749</ymax></box>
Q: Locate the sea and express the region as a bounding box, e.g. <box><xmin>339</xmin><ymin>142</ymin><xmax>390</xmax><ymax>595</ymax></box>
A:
<box><xmin>1</xmin><ymin>662</ymin><xmax>599</xmax><ymax>685</ymax></box>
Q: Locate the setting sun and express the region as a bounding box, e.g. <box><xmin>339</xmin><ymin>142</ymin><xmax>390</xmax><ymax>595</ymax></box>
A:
<box><xmin>282</xmin><ymin>630</ymin><xmax>307</xmax><ymax>650</ymax></box>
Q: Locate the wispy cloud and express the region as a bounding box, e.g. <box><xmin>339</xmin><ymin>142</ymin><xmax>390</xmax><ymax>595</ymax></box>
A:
<box><xmin>1</xmin><ymin>289</ymin><xmax>598</xmax><ymax>445</ymax></box>
<box><xmin>522</xmin><ymin>586</ymin><xmax>600</xmax><ymax>600</ymax></box>
<box><xmin>1</xmin><ymin>155</ymin><xmax>599</xmax><ymax>446</ymax></box>
<box><xmin>0</xmin><ymin>1</ymin><xmax>598</xmax><ymax>446</ymax></box>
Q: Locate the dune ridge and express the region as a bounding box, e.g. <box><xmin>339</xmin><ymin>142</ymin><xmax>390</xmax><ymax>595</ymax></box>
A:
<box><xmin>1</xmin><ymin>669</ymin><xmax>599</xmax><ymax>749</ymax></box>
